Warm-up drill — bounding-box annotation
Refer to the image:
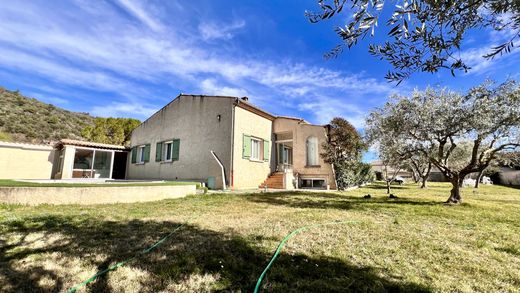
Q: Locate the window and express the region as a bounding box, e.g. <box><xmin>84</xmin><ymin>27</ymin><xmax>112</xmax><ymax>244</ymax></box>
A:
<box><xmin>163</xmin><ymin>141</ymin><xmax>173</xmax><ymax>161</ymax></box>
<box><xmin>72</xmin><ymin>148</ymin><xmax>113</xmax><ymax>178</ymax></box>
<box><xmin>300</xmin><ymin>178</ymin><xmax>326</xmax><ymax>189</ymax></box>
<box><xmin>306</xmin><ymin>136</ymin><xmax>319</xmax><ymax>166</ymax></box>
<box><xmin>243</xmin><ymin>134</ymin><xmax>269</xmax><ymax>162</ymax></box>
<box><xmin>155</xmin><ymin>139</ymin><xmax>180</xmax><ymax>162</ymax></box>
<box><xmin>251</xmin><ymin>138</ymin><xmax>261</xmax><ymax>160</ymax></box>
<box><xmin>137</xmin><ymin>146</ymin><xmax>146</xmax><ymax>163</ymax></box>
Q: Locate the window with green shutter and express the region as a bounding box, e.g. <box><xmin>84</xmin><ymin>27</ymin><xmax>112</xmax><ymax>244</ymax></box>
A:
<box><xmin>144</xmin><ymin>144</ymin><xmax>151</xmax><ymax>162</ymax></box>
<box><xmin>155</xmin><ymin>142</ymin><xmax>162</xmax><ymax>162</ymax></box>
<box><xmin>172</xmin><ymin>139</ymin><xmax>180</xmax><ymax>161</ymax></box>
<box><xmin>131</xmin><ymin>147</ymin><xmax>137</xmax><ymax>163</ymax></box>
<box><xmin>263</xmin><ymin>140</ymin><xmax>269</xmax><ymax>161</ymax></box>
<box><xmin>243</xmin><ymin>134</ymin><xmax>251</xmax><ymax>159</ymax></box>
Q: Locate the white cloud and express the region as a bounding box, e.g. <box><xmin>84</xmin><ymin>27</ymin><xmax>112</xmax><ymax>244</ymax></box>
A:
<box><xmin>297</xmin><ymin>96</ymin><xmax>366</xmax><ymax>128</ymax></box>
<box><xmin>115</xmin><ymin>0</ymin><xmax>164</xmax><ymax>32</ymax></box>
<box><xmin>199</xmin><ymin>78</ymin><xmax>248</xmax><ymax>97</ymax></box>
<box><xmin>90</xmin><ymin>102</ymin><xmax>158</xmax><ymax>119</ymax></box>
<box><xmin>198</xmin><ymin>20</ymin><xmax>246</xmax><ymax>41</ymax></box>
<box><xmin>27</xmin><ymin>92</ymin><xmax>69</xmax><ymax>105</ymax></box>
<box><xmin>0</xmin><ymin>1</ymin><xmax>395</xmax><ymax>122</ymax></box>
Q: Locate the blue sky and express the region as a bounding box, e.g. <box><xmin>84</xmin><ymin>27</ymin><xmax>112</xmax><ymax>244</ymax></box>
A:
<box><xmin>1</xmin><ymin>1</ymin><xmax>519</xmax><ymax>160</ymax></box>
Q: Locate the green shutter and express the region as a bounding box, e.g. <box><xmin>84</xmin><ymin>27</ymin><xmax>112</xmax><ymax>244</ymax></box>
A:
<box><xmin>172</xmin><ymin>139</ymin><xmax>180</xmax><ymax>161</ymax></box>
<box><xmin>144</xmin><ymin>144</ymin><xmax>151</xmax><ymax>162</ymax></box>
<box><xmin>131</xmin><ymin>146</ymin><xmax>137</xmax><ymax>163</ymax></box>
<box><xmin>155</xmin><ymin>142</ymin><xmax>162</xmax><ymax>162</ymax></box>
<box><xmin>243</xmin><ymin>134</ymin><xmax>251</xmax><ymax>159</ymax></box>
<box><xmin>263</xmin><ymin>140</ymin><xmax>269</xmax><ymax>161</ymax></box>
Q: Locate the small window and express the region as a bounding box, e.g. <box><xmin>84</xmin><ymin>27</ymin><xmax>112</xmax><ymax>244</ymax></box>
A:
<box><xmin>300</xmin><ymin>178</ymin><xmax>326</xmax><ymax>189</ymax></box>
<box><xmin>163</xmin><ymin>141</ymin><xmax>173</xmax><ymax>161</ymax></box>
<box><xmin>137</xmin><ymin>146</ymin><xmax>146</xmax><ymax>163</ymax></box>
<box><xmin>251</xmin><ymin>138</ymin><xmax>261</xmax><ymax>160</ymax></box>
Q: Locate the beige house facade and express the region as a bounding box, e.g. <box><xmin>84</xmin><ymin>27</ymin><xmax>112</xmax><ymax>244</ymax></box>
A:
<box><xmin>127</xmin><ymin>94</ymin><xmax>336</xmax><ymax>190</ymax></box>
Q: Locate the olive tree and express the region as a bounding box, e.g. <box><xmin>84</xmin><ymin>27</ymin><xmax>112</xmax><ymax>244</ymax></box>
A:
<box><xmin>366</xmin><ymin>80</ymin><xmax>520</xmax><ymax>203</ymax></box>
<box><xmin>407</xmin><ymin>153</ymin><xmax>432</xmax><ymax>189</ymax></box>
<box><xmin>365</xmin><ymin>112</ymin><xmax>411</xmax><ymax>194</ymax></box>
<box><xmin>306</xmin><ymin>0</ymin><xmax>520</xmax><ymax>83</ymax></box>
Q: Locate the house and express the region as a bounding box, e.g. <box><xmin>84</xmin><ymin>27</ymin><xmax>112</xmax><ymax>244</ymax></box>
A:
<box><xmin>126</xmin><ymin>94</ymin><xmax>336</xmax><ymax>190</ymax></box>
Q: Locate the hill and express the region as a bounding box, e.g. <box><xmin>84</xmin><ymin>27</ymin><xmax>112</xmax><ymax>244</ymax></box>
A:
<box><xmin>0</xmin><ymin>87</ymin><xmax>94</xmax><ymax>144</ymax></box>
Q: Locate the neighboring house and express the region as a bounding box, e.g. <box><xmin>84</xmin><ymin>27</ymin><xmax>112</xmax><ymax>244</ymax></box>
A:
<box><xmin>126</xmin><ymin>94</ymin><xmax>336</xmax><ymax>190</ymax></box>
<box><xmin>370</xmin><ymin>160</ymin><xmax>447</xmax><ymax>182</ymax></box>
<box><xmin>495</xmin><ymin>166</ymin><xmax>520</xmax><ymax>186</ymax></box>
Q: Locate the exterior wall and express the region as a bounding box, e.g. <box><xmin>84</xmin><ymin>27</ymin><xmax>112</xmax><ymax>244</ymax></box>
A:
<box><xmin>273</xmin><ymin>118</ymin><xmax>336</xmax><ymax>189</ymax></box>
<box><xmin>232</xmin><ymin>106</ymin><xmax>273</xmax><ymax>189</ymax></box>
<box><xmin>0</xmin><ymin>142</ymin><xmax>55</xmax><ymax>179</ymax></box>
<box><xmin>497</xmin><ymin>167</ymin><xmax>520</xmax><ymax>186</ymax></box>
<box><xmin>127</xmin><ymin>95</ymin><xmax>234</xmax><ymax>189</ymax></box>
<box><xmin>0</xmin><ymin>185</ymin><xmax>196</xmax><ymax>205</ymax></box>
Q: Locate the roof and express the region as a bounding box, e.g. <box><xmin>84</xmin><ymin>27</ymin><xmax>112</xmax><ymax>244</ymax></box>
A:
<box><xmin>276</xmin><ymin>115</ymin><xmax>310</xmax><ymax>124</ymax></box>
<box><xmin>0</xmin><ymin>140</ymin><xmax>54</xmax><ymax>151</ymax></box>
<box><xmin>233</xmin><ymin>98</ymin><xmax>275</xmax><ymax>121</ymax></box>
<box><xmin>56</xmin><ymin>139</ymin><xmax>128</xmax><ymax>150</ymax></box>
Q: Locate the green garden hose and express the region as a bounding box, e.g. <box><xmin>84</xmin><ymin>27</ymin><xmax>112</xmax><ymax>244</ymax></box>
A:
<box><xmin>253</xmin><ymin>220</ymin><xmax>359</xmax><ymax>293</ymax></box>
<box><xmin>67</xmin><ymin>219</ymin><xmax>191</xmax><ymax>293</ymax></box>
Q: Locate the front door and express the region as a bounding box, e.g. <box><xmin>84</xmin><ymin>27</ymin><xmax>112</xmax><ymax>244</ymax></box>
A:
<box><xmin>277</xmin><ymin>143</ymin><xmax>292</xmax><ymax>171</ymax></box>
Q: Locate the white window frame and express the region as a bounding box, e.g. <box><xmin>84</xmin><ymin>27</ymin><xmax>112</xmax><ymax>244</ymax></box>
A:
<box><xmin>300</xmin><ymin>177</ymin><xmax>327</xmax><ymax>189</ymax></box>
<box><xmin>251</xmin><ymin>138</ymin><xmax>261</xmax><ymax>161</ymax></box>
<box><xmin>163</xmin><ymin>141</ymin><xmax>173</xmax><ymax>162</ymax></box>
<box><xmin>137</xmin><ymin>145</ymin><xmax>146</xmax><ymax>164</ymax></box>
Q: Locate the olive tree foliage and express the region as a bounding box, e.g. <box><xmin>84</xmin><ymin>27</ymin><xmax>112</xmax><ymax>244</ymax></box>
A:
<box><xmin>365</xmin><ymin>110</ymin><xmax>415</xmax><ymax>194</ymax></box>
<box><xmin>321</xmin><ymin>117</ymin><xmax>373</xmax><ymax>189</ymax></box>
<box><xmin>306</xmin><ymin>0</ymin><xmax>520</xmax><ymax>83</ymax></box>
<box><xmin>365</xmin><ymin>80</ymin><xmax>520</xmax><ymax>203</ymax></box>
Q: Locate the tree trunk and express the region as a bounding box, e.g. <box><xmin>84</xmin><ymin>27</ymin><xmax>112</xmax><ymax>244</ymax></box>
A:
<box><xmin>420</xmin><ymin>163</ymin><xmax>432</xmax><ymax>189</ymax></box>
<box><xmin>420</xmin><ymin>176</ymin><xmax>427</xmax><ymax>189</ymax></box>
<box><xmin>411</xmin><ymin>170</ymin><xmax>419</xmax><ymax>183</ymax></box>
<box><xmin>474</xmin><ymin>169</ymin><xmax>484</xmax><ymax>189</ymax></box>
<box><xmin>446</xmin><ymin>175</ymin><xmax>464</xmax><ymax>204</ymax></box>
<box><xmin>386</xmin><ymin>180</ymin><xmax>391</xmax><ymax>194</ymax></box>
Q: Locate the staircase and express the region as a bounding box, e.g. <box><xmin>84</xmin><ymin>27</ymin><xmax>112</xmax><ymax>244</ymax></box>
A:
<box><xmin>259</xmin><ymin>172</ymin><xmax>284</xmax><ymax>189</ymax></box>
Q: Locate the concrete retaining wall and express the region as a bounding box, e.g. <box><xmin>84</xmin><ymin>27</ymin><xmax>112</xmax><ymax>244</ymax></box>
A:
<box><xmin>0</xmin><ymin>185</ymin><xmax>197</xmax><ymax>205</ymax></box>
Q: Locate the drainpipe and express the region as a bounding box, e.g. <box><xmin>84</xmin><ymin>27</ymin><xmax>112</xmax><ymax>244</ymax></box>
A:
<box><xmin>211</xmin><ymin>150</ymin><xmax>227</xmax><ymax>190</ymax></box>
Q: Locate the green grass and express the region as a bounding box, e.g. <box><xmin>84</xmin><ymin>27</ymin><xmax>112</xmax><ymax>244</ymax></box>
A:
<box><xmin>0</xmin><ymin>179</ymin><xmax>201</xmax><ymax>188</ymax></box>
<box><xmin>1</xmin><ymin>182</ymin><xmax>520</xmax><ymax>292</ymax></box>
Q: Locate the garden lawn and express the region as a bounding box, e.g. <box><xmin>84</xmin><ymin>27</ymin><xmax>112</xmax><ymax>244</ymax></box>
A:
<box><xmin>1</xmin><ymin>182</ymin><xmax>520</xmax><ymax>292</ymax></box>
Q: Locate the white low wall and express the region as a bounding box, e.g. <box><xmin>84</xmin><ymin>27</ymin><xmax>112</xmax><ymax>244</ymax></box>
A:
<box><xmin>0</xmin><ymin>185</ymin><xmax>196</xmax><ymax>205</ymax></box>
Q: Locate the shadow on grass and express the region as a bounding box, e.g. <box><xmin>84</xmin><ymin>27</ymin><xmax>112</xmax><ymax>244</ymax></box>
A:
<box><xmin>247</xmin><ymin>191</ymin><xmax>441</xmax><ymax>211</ymax></box>
<box><xmin>1</xmin><ymin>215</ymin><xmax>432</xmax><ymax>292</ymax></box>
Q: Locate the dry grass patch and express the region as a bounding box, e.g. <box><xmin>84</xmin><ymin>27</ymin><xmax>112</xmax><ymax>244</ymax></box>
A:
<box><xmin>1</xmin><ymin>182</ymin><xmax>520</xmax><ymax>292</ymax></box>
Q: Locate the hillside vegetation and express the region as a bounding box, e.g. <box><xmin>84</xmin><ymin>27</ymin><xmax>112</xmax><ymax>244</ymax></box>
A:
<box><xmin>0</xmin><ymin>87</ymin><xmax>94</xmax><ymax>143</ymax></box>
<box><xmin>0</xmin><ymin>87</ymin><xmax>140</xmax><ymax>145</ymax></box>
